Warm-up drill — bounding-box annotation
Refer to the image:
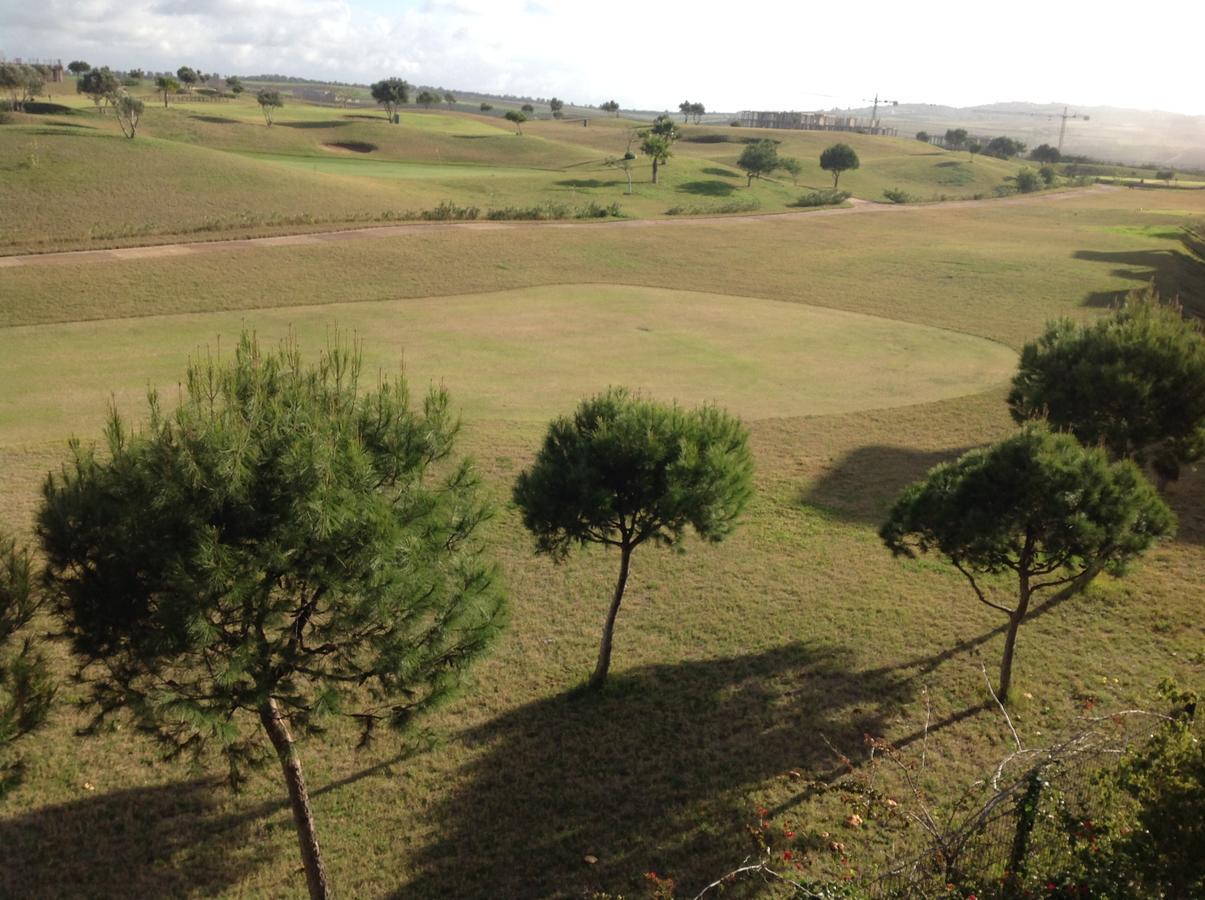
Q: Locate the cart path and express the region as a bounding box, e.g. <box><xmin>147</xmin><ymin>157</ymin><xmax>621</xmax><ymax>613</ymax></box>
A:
<box><xmin>0</xmin><ymin>186</ymin><xmax>1114</xmax><ymax>269</ymax></box>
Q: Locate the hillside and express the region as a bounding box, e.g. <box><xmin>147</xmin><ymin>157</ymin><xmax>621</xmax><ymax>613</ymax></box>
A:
<box><xmin>849</xmin><ymin>100</ymin><xmax>1205</xmax><ymax>169</ymax></box>
<box><xmin>1</xmin><ymin>84</ymin><xmax>1035</xmax><ymax>253</ymax></box>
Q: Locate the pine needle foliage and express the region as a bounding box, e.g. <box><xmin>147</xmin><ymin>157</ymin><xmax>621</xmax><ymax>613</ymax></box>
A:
<box><xmin>1008</xmin><ymin>291</ymin><xmax>1205</xmax><ymax>483</ymax></box>
<box><xmin>38</xmin><ymin>333</ymin><xmax>506</xmax><ymax>774</ymax></box>
<box><xmin>880</xmin><ymin>425</ymin><xmax>1175</xmax><ymax>699</ymax></box>
<box><xmin>514</xmin><ymin>388</ymin><xmax>753</xmax><ymax>689</ymax></box>
<box><xmin>0</xmin><ymin>534</ymin><xmax>54</xmax><ymax>796</ymax></box>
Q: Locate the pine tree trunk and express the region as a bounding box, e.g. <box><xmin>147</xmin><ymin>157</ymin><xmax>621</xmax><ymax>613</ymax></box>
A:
<box><xmin>589</xmin><ymin>543</ymin><xmax>633</xmax><ymax>690</ymax></box>
<box><xmin>998</xmin><ymin>578</ymin><xmax>1032</xmax><ymax>702</ymax></box>
<box><xmin>259</xmin><ymin>698</ymin><xmax>331</xmax><ymax>900</ymax></box>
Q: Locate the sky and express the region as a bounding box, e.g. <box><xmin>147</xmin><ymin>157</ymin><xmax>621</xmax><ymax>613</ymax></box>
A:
<box><xmin>2</xmin><ymin>0</ymin><xmax>1202</xmax><ymax>116</ymax></box>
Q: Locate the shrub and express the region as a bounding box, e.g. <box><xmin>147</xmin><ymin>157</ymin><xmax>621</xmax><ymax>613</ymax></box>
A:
<box><xmin>421</xmin><ymin>201</ymin><xmax>480</xmax><ymax>221</ymax></box>
<box><xmin>665</xmin><ymin>199</ymin><xmax>761</xmax><ymax>215</ymax></box>
<box><xmin>1014</xmin><ymin>167</ymin><xmax>1043</xmax><ymax>193</ymax></box>
<box><xmin>484</xmin><ymin>202</ymin><xmax>617</xmax><ymax>221</ymax></box>
<box><xmin>789</xmin><ymin>189</ymin><xmax>850</xmax><ymax>208</ymax></box>
<box><xmin>574</xmin><ymin>201</ymin><xmax>622</xmax><ymax>219</ymax></box>
<box><xmin>882</xmin><ymin>187</ymin><xmax>917</xmax><ymax>204</ymax></box>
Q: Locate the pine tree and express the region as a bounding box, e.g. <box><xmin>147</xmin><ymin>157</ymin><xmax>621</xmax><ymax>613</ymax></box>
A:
<box><xmin>38</xmin><ymin>334</ymin><xmax>505</xmax><ymax>898</ymax></box>
<box><xmin>514</xmin><ymin>389</ymin><xmax>753</xmax><ymax>690</ymax></box>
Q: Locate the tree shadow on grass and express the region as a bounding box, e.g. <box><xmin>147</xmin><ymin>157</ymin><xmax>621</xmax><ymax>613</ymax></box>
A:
<box><xmin>1163</xmin><ymin>467</ymin><xmax>1205</xmax><ymax>545</ymax></box>
<box><xmin>556</xmin><ymin>178</ymin><xmax>622</xmax><ymax>188</ymax></box>
<box><xmin>0</xmin><ymin>747</ymin><xmax>420</xmax><ymax>898</ymax></box>
<box><xmin>277</xmin><ymin>120</ymin><xmax>351</xmax><ymax>129</ymax></box>
<box><xmin>701</xmin><ymin>167</ymin><xmax>741</xmax><ymax>178</ymax></box>
<box><xmin>0</xmin><ymin>779</ymin><xmax>274</xmax><ymax>898</ymax></box>
<box><xmin>1075</xmin><ymin>244</ymin><xmax>1205</xmax><ymax>317</ymax></box>
<box><xmin>398</xmin><ymin>641</ymin><xmax>913</xmax><ymax>899</ymax></box>
<box><xmin>191</xmin><ymin>114</ymin><xmax>241</xmax><ymax>124</ymax></box>
<box><xmin>677</xmin><ymin>180</ymin><xmax>738</xmax><ymax>197</ymax></box>
<box><xmin>800</xmin><ymin>444</ymin><xmax>978</xmax><ymax>526</ymax></box>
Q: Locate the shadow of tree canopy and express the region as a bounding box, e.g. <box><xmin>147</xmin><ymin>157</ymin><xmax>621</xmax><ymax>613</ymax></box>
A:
<box><xmin>0</xmin><ymin>779</ymin><xmax>275</xmax><ymax>898</ymax></box>
<box><xmin>556</xmin><ymin>178</ymin><xmax>623</xmax><ymax>189</ymax></box>
<box><xmin>190</xmin><ymin>115</ymin><xmax>240</xmax><ymax>125</ymax></box>
<box><xmin>1076</xmin><ymin>239</ymin><xmax>1205</xmax><ymax>318</ymax></box>
<box><xmin>801</xmin><ymin>444</ymin><xmax>977</xmax><ymax>525</ymax></box>
<box><xmin>398</xmin><ymin>642</ymin><xmax>912</xmax><ymax>898</ymax></box>
<box><xmin>1163</xmin><ymin>467</ymin><xmax>1205</xmax><ymax>545</ymax></box>
<box><xmin>701</xmin><ymin>167</ymin><xmax>741</xmax><ymax>178</ymax></box>
<box><xmin>677</xmin><ymin>180</ymin><xmax>738</xmax><ymax>197</ymax></box>
<box><xmin>276</xmin><ymin>120</ymin><xmax>351</xmax><ymax>129</ymax></box>
<box><xmin>0</xmin><ymin>744</ymin><xmax>421</xmax><ymax>897</ymax></box>
<box><xmin>21</xmin><ymin>102</ymin><xmax>76</xmax><ymax>116</ymax></box>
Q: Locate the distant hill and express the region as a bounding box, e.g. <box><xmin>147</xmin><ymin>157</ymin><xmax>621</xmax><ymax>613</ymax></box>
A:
<box><xmin>839</xmin><ymin>101</ymin><xmax>1205</xmax><ymax>170</ymax></box>
<box><xmin>237</xmin><ymin>73</ymin><xmax>1205</xmax><ymax>168</ymax></box>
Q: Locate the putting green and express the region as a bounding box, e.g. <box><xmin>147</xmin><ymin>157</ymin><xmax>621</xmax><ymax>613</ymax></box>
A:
<box><xmin>0</xmin><ymin>285</ymin><xmax>1015</xmax><ymax>445</ymax></box>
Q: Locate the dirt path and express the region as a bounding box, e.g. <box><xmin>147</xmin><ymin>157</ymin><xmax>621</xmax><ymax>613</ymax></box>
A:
<box><xmin>0</xmin><ymin>187</ymin><xmax>1113</xmax><ymax>269</ymax></box>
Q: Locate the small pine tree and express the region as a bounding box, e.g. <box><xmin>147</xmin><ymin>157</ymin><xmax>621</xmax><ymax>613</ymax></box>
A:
<box><xmin>1008</xmin><ymin>291</ymin><xmax>1205</xmax><ymax>484</ymax></box>
<box><xmin>514</xmin><ymin>389</ymin><xmax>754</xmax><ymax>690</ymax></box>
<box><xmin>881</xmin><ymin>425</ymin><xmax>1174</xmax><ymax>700</ymax></box>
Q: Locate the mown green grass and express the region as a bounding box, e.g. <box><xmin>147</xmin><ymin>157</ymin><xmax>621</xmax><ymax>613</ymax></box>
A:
<box><xmin>0</xmin><ymin>284</ymin><xmax>1015</xmax><ymax>446</ymax></box>
<box><xmin>0</xmin><ymin>184</ymin><xmax>1201</xmax><ymax>899</ymax></box>
<box><xmin>2</xmin><ymin>91</ymin><xmax>1030</xmax><ymax>252</ymax></box>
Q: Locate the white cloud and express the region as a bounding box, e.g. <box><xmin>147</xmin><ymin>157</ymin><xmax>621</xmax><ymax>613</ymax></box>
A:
<box><xmin>1</xmin><ymin>0</ymin><xmax>1201</xmax><ymax>114</ymax></box>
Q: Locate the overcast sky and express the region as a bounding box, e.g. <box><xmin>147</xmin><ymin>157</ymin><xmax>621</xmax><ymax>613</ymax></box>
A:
<box><xmin>3</xmin><ymin>0</ymin><xmax>1202</xmax><ymax>116</ymax></box>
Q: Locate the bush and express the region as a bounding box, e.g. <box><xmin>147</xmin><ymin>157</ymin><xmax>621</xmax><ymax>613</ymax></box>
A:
<box><xmin>574</xmin><ymin>201</ymin><xmax>622</xmax><ymax>219</ymax></box>
<box><xmin>665</xmin><ymin>199</ymin><xmax>761</xmax><ymax>216</ymax></box>
<box><xmin>486</xmin><ymin>204</ymin><xmax>566</xmax><ymax>220</ymax></box>
<box><xmin>789</xmin><ymin>189</ymin><xmax>850</xmax><ymax>208</ymax></box>
<box><xmin>420</xmin><ymin>201</ymin><xmax>480</xmax><ymax>221</ymax></box>
<box><xmin>1014</xmin><ymin>167</ymin><xmax>1043</xmax><ymax>193</ymax></box>
<box><xmin>882</xmin><ymin>187</ymin><xmax>917</xmax><ymax>204</ymax></box>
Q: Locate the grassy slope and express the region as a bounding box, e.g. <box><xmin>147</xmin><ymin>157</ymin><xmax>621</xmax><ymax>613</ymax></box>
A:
<box><xmin>0</xmin><ymin>126</ymin><xmax>428</xmax><ymax>250</ymax></box>
<box><xmin>0</xmin><ymin>187</ymin><xmax>1201</xmax><ymax>898</ymax></box>
<box><xmin>1</xmin><ymin>91</ymin><xmax>1030</xmax><ymax>252</ymax></box>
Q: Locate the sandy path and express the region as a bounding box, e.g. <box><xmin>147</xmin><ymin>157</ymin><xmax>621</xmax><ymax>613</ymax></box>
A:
<box><xmin>0</xmin><ymin>187</ymin><xmax>1112</xmax><ymax>269</ymax></box>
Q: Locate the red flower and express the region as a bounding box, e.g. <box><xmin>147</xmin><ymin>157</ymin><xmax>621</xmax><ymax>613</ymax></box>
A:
<box><xmin>783</xmin><ymin>850</ymin><xmax>793</xmax><ymax>861</ymax></box>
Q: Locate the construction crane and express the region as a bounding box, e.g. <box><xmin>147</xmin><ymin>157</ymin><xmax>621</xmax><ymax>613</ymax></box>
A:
<box><xmin>988</xmin><ymin>105</ymin><xmax>1091</xmax><ymax>153</ymax></box>
<box><xmin>1054</xmin><ymin>106</ymin><xmax>1090</xmax><ymax>153</ymax></box>
<box><xmin>862</xmin><ymin>93</ymin><xmax>899</xmax><ymax>125</ymax></box>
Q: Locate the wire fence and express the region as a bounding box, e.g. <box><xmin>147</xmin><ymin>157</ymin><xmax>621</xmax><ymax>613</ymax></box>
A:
<box><xmin>862</xmin><ymin>711</ymin><xmax>1162</xmax><ymax>899</ymax></box>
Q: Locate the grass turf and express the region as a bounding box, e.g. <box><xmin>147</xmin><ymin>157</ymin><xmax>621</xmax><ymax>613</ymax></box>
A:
<box><xmin>0</xmin><ymin>178</ymin><xmax>1201</xmax><ymax>898</ymax></box>
<box><xmin>2</xmin><ymin>89</ymin><xmax>1030</xmax><ymax>253</ymax></box>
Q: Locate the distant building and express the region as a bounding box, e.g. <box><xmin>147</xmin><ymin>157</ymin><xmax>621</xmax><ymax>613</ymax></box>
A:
<box><xmin>737</xmin><ymin>110</ymin><xmax>897</xmax><ymax>137</ymax></box>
